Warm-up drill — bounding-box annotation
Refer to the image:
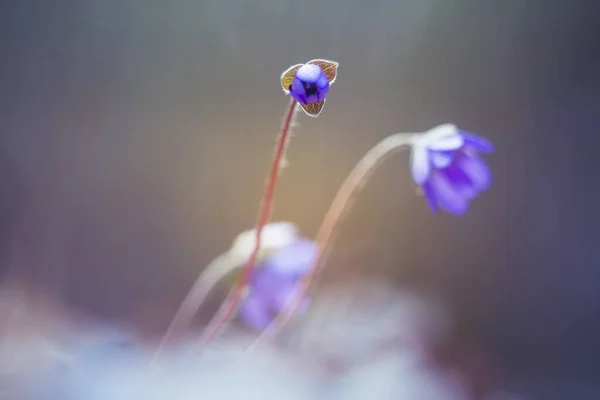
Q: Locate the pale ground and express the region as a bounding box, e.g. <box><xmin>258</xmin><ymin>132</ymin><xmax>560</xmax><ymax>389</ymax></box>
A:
<box><xmin>0</xmin><ymin>279</ymin><xmax>524</xmax><ymax>400</ymax></box>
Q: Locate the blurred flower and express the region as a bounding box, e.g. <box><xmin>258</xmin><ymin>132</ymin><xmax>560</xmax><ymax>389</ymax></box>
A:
<box><xmin>226</xmin><ymin>221</ymin><xmax>301</xmax><ymax>288</ymax></box>
<box><xmin>410</xmin><ymin>124</ymin><xmax>494</xmax><ymax>215</ymax></box>
<box><xmin>239</xmin><ymin>238</ymin><xmax>318</xmax><ymax>331</ymax></box>
<box><xmin>228</xmin><ymin>221</ymin><xmax>299</xmax><ymax>266</ymax></box>
<box><xmin>280</xmin><ymin>59</ymin><xmax>339</xmax><ymax>117</ymax></box>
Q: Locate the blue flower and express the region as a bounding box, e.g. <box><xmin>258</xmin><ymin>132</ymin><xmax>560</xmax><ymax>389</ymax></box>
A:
<box><xmin>280</xmin><ymin>59</ymin><xmax>339</xmax><ymax>117</ymax></box>
<box><xmin>410</xmin><ymin>124</ymin><xmax>494</xmax><ymax>215</ymax></box>
<box><xmin>239</xmin><ymin>238</ymin><xmax>318</xmax><ymax>331</ymax></box>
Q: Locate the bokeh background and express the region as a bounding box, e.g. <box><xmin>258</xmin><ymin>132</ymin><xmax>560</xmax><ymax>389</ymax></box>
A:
<box><xmin>0</xmin><ymin>0</ymin><xmax>599</xmax><ymax>398</ymax></box>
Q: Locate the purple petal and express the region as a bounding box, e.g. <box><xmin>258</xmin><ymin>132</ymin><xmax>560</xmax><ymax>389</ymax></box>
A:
<box><xmin>459</xmin><ymin>131</ymin><xmax>494</xmax><ymax>153</ymax></box>
<box><xmin>251</xmin><ymin>268</ymin><xmax>289</xmax><ymax>295</ymax></box>
<box><xmin>410</xmin><ymin>146</ymin><xmax>430</xmax><ymax>185</ymax></box>
<box><xmin>316</xmin><ymin>78</ymin><xmax>330</xmax><ymax>102</ymax></box>
<box><xmin>421</xmin><ymin>182</ymin><xmax>439</xmax><ymax>214</ymax></box>
<box><xmin>427</xmin><ymin>133</ymin><xmax>464</xmax><ymax>151</ymax></box>
<box><xmin>271</xmin><ymin>283</ymin><xmax>310</xmax><ymax>314</ymax></box>
<box><xmin>457</xmin><ymin>154</ymin><xmax>492</xmax><ymax>192</ymax></box>
<box><xmin>442</xmin><ymin>163</ymin><xmax>476</xmax><ymax>199</ymax></box>
<box><xmin>316</xmin><ymin>73</ymin><xmax>329</xmax><ymax>90</ymax></box>
<box><xmin>305</xmin><ymin>93</ymin><xmax>319</xmax><ymax>104</ymax></box>
<box><xmin>428</xmin><ymin>171</ymin><xmax>469</xmax><ymax>215</ymax></box>
<box><xmin>264</xmin><ymin>239</ymin><xmax>318</xmax><ymax>275</ymax></box>
<box><xmin>290</xmin><ymin>78</ymin><xmax>307</xmax><ymax>103</ymax></box>
<box><xmin>239</xmin><ymin>293</ymin><xmax>272</xmax><ymax>331</ymax></box>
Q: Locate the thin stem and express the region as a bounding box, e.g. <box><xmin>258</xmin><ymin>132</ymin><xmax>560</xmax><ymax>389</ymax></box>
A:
<box><xmin>151</xmin><ymin>221</ymin><xmax>298</xmax><ymax>363</ymax></box>
<box><xmin>150</xmin><ymin>251</ymin><xmax>234</xmax><ymax>363</ymax></box>
<box><xmin>199</xmin><ymin>98</ymin><xmax>299</xmax><ymax>345</ymax></box>
<box><xmin>252</xmin><ymin>132</ymin><xmax>418</xmax><ymax>345</ymax></box>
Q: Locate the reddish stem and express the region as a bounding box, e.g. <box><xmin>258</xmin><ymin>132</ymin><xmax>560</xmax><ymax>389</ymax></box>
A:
<box><xmin>256</xmin><ymin>133</ymin><xmax>417</xmax><ymax>342</ymax></box>
<box><xmin>199</xmin><ymin>98</ymin><xmax>298</xmax><ymax>345</ymax></box>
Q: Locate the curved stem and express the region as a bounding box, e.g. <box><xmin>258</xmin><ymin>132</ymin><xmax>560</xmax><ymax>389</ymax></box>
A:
<box><xmin>252</xmin><ymin>132</ymin><xmax>418</xmax><ymax>345</ymax></box>
<box><xmin>199</xmin><ymin>98</ymin><xmax>299</xmax><ymax>345</ymax></box>
<box><xmin>150</xmin><ymin>251</ymin><xmax>234</xmax><ymax>363</ymax></box>
<box><xmin>151</xmin><ymin>222</ymin><xmax>298</xmax><ymax>364</ymax></box>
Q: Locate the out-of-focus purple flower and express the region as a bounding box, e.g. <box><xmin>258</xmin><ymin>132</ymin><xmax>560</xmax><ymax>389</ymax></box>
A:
<box><xmin>280</xmin><ymin>59</ymin><xmax>339</xmax><ymax>117</ymax></box>
<box><xmin>239</xmin><ymin>238</ymin><xmax>318</xmax><ymax>331</ymax></box>
<box><xmin>410</xmin><ymin>124</ymin><xmax>494</xmax><ymax>216</ymax></box>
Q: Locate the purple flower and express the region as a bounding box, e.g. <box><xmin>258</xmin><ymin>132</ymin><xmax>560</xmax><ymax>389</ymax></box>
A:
<box><xmin>280</xmin><ymin>59</ymin><xmax>339</xmax><ymax>117</ymax></box>
<box><xmin>410</xmin><ymin>124</ymin><xmax>494</xmax><ymax>215</ymax></box>
<box><xmin>239</xmin><ymin>238</ymin><xmax>318</xmax><ymax>331</ymax></box>
<box><xmin>289</xmin><ymin>64</ymin><xmax>330</xmax><ymax>105</ymax></box>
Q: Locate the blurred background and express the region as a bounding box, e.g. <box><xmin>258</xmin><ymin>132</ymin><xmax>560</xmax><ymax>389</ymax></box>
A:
<box><xmin>0</xmin><ymin>0</ymin><xmax>599</xmax><ymax>399</ymax></box>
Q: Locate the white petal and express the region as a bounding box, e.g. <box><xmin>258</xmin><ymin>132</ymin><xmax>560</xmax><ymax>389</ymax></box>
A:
<box><xmin>430</xmin><ymin>152</ymin><xmax>453</xmax><ymax>168</ymax></box>
<box><xmin>427</xmin><ymin>134</ymin><xmax>464</xmax><ymax>151</ymax></box>
<box><xmin>410</xmin><ymin>146</ymin><xmax>431</xmax><ymax>184</ymax></box>
<box><xmin>414</xmin><ymin>123</ymin><xmax>459</xmax><ymax>148</ymax></box>
<box><xmin>229</xmin><ymin>222</ymin><xmax>299</xmax><ymax>265</ymax></box>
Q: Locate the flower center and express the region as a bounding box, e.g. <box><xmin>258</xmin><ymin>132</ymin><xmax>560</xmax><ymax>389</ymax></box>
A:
<box><xmin>304</xmin><ymin>82</ymin><xmax>319</xmax><ymax>96</ymax></box>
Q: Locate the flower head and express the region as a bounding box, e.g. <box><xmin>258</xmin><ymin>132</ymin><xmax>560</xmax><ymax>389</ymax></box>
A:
<box><xmin>239</xmin><ymin>238</ymin><xmax>318</xmax><ymax>331</ymax></box>
<box><xmin>280</xmin><ymin>59</ymin><xmax>339</xmax><ymax>117</ymax></box>
<box><xmin>228</xmin><ymin>221</ymin><xmax>299</xmax><ymax>266</ymax></box>
<box><xmin>410</xmin><ymin>124</ymin><xmax>494</xmax><ymax>215</ymax></box>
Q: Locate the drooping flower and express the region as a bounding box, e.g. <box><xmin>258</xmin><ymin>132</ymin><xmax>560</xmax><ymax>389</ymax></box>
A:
<box><xmin>280</xmin><ymin>59</ymin><xmax>339</xmax><ymax>117</ymax></box>
<box><xmin>228</xmin><ymin>221</ymin><xmax>299</xmax><ymax>266</ymax></box>
<box><xmin>410</xmin><ymin>124</ymin><xmax>494</xmax><ymax>215</ymax></box>
<box><xmin>239</xmin><ymin>238</ymin><xmax>318</xmax><ymax>331</ymax></box>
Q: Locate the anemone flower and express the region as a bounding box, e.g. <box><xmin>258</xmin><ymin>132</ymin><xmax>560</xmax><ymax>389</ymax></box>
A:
<box><xmin>410</xmin><ymin>124</ymin><xmax>494</xmax><ymax>215</ymax></box>
<box><xmin>239</xmin><ymin>238</ymin><xmax>318</xmax><ymax>331</ymax></box>
<box><xmin>280</xmin><ymin>59</ymin><xmax>339</xmax><ymax>117</ymax></box>
<box><xmin>254</xmin><ymin>124</ymin><xmax>495</xmax><ymax>342</ymax></box>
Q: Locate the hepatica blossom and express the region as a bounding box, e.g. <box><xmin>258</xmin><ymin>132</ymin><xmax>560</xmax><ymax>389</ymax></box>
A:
<box><xmin>410</xmin><ymin>124</ymin><xmax>494</xmax><ymax>215</ymax></box>
<box><xmin>280</xmin><ymin>59</ymin><xmax>339</xmax><ymax>117</ymax></box>
<box><xmin>239</xmin><ymin>238</ymin><xmax>318</xmax><ymax>331</ymax></box>
<box><xmin>258</xmin><ymin>125</ymin><xmax>495</xmax><ymax>341</ymax></box>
